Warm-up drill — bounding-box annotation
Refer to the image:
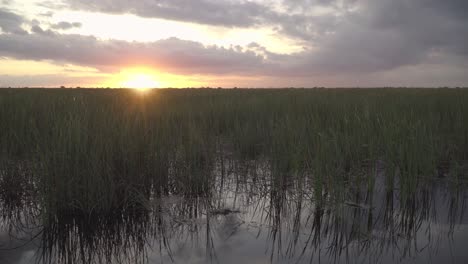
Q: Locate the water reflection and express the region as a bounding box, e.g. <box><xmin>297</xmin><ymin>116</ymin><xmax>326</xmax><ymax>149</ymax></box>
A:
<box><xmin>1</xmin><ymin>158</ymin><xmax>468</xmax><ymax>264</ymax></box>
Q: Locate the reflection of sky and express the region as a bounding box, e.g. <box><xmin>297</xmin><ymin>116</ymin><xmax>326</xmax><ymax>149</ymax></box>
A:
<box><xmin>0</xmin><ymin>230</ymin><xmax>37</xmax><ymax>264</ymax></box>
<box><xmin>149</xmin><ymin>221</ymin><xmax>468</xmax><ymax>264</ymax></box>
<box><xmin>1</xmin><ymin>169</ymin><xmax>468</xmax><ymax>264</ymax></box>
<box><xmin>3</xmin><ymin>223</ymin><xmax>468</xmax><ymax>264</ymax></box>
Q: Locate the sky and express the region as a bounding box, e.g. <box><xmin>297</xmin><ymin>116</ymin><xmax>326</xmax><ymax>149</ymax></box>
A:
<box><xmin>0</xmin><ymin>0</ymin><xmax>467</xmax><ymax>88</ymax></box>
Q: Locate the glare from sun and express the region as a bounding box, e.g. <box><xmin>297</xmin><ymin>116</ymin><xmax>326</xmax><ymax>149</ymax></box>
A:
<box><xmin>121</xmin><ymin>73</ymin><xmax>160</xmax><ymax>90</ymax></box>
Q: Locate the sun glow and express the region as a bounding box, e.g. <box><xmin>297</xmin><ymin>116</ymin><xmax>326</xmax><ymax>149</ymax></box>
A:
<box><xmin>120</xmin><ymin>72</ymin><xmax>160</xmax><ymax>90</ymax></box>
<box><xmin>105</xmin><ymin>67</ymin><xmax>204</xmax><ymax>89</ymax></box>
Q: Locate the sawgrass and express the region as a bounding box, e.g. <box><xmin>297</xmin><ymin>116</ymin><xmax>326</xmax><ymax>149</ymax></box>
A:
<box><xmin>0</xmin><ymin>88</ymin><xmax>467</xmax><ymax>216</ymax></box>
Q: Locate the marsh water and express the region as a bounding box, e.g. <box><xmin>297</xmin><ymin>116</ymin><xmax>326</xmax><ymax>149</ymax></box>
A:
<box><xmin>1</xmin><ymin>157</ymin><xmax>467</xmax><ymax>264</ymax></box>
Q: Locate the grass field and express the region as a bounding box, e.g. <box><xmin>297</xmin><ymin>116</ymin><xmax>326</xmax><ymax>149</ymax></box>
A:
<box><xmin>1</xmin><ymin>88</ymin><xmax>468</xmax><ymax>263</ymax></box>
<box><xmin>1</xmin><ymin>88</ymin><xmax>467</xmax><ymax>215</ymax></box>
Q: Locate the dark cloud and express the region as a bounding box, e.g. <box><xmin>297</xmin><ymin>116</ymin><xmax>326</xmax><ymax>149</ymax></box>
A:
<box><xmin>64</xmin><ymin>0</ymin><xmax>273</xmax><ymax>27</ymax></box>
<box><xmin>0</xmin><ymin>31</ymin><xmax>266</xmax><ymax>75</ymax></box>
<box><xmin>249</xmin><ymin>0</ymin><xmax>468</xmax><ymax>76</ymax></box>
<box><xmin>30</xmin><ymin>25</ymin><xmax>55</xmax><ymax>35</ymax></box>
<box><xmin>311</xmin><ymin>0</ymin><xmax>468</xmax><ymax>72</ymax></box>
<box><xmin>0</xmin><ymin>8</ymin><xmax>27</xmax><ymax>34</ymax></box>
<box><xmin>50</xmin><ymin>21</ymin><xmax>82</xmax><ymax>30</ymax></box>
<box><xmin>59</xmin><ymin>0</ymin><xmax>354</xmax><ymax>40</ymax></box>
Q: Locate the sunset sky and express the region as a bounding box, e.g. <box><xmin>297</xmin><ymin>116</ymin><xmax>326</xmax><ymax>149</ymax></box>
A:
<box><xmin>1</xmin><ymin>0</ymin><xmax>467</xmax><ymax>88</ymax></box>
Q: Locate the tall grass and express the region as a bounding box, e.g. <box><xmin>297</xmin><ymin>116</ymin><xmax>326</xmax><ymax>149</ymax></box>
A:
<box><xmin>0</xmin><ymin>88</ymin><xmax>467</xmax><ymax>216</ymax></box>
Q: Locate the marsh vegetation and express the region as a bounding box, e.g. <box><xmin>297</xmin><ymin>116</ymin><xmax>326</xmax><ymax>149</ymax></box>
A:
<box><xmin>0</xmin><ymin>88</ymin><xmax>467</xmax><ymax>263</ymax></box>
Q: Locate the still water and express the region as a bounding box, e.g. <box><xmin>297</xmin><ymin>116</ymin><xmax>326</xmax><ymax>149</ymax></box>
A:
<box><xmin>1</xmin><ymin>160</ymin><xmax>467</xmax><ymax>264</ymax></box>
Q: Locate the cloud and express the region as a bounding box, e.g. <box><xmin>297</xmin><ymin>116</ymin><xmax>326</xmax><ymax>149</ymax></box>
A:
<box><xmin>50</xmin><ymin>21</ymin><xmax>82</xmax><ymax>30</ymax></box>
<box><xmin>1</xmin><ymin>1</ymin><xmax>468</xmax><ymax>86</ymax></box>
<box><xmin>0</xmin><ymin>8</ymin><xmax>27</xmax><ymax>34</ymax></box>
<box><xmin>39</xmin><ymin>11</ymin><xmax>54</xmax><ymax>17</ymax></box>
<box><xmin>58</xmin><ymin>0</ymin><xmax>356</xmax><ymax>40</ymax></box>
<box><xmin>63</xmin><ymin>0</ymin><xmax>273</xmax><ymax>27</ymax></box>
<box><xmin>0</xmin><ymin>31</ymin><xmax>267</xmax><ymax>75</ymax></box>
<box><xmin>312</xmin><ymin>0</ymin><xmax>468</xmax><ymax>71</ymax></box>
<box><xmin>1</xmin><ymin>0</ymin><xmax>13</xmax><ymax>6</ymax></box>
<box><xmin>57</xmin><ymin>0</ymin><xmax>468</xmax><ymax>63</ymax></box>
<box><xmin>0</xmin><ymin>74</ymin><xmax>106</xmax><ymax>87</ymax></box>
<box><xmin>262</xmin><ymin>0</ymin><xmax>468</xmax><ymax>75</ymax></box>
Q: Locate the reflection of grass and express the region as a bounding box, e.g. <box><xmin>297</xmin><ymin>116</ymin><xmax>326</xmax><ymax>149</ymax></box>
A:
<box><xmin>0</xmin><ymin>88</ymin><xmax>467</xmax><ymax>217</ymax></box>
<box><xmin>0</xmin><ymin>156</ymin><xmax>466</xmax><ymax>263</ymax></box>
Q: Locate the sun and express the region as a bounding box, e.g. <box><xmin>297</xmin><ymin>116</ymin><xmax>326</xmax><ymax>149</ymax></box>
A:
<box><xmin>106</xmin><ymin>67</ymin><xmax>201</xmax><ymax>89</ymax></box>
<box><xmin>121</xmin><ymin>73</ymin><xmax>160</xmax><ymax>90</ymax></box>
